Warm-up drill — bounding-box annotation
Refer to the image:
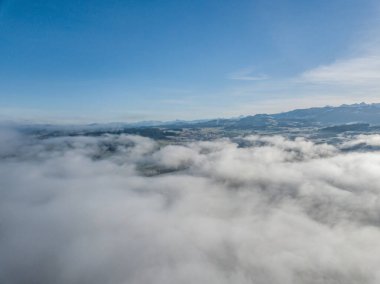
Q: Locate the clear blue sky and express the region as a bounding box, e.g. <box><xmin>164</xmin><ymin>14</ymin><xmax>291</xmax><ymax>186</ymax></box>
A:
<box><xmin>1</xmin><ymin>0</ymin><xmax>379</xmax><ymax>123</ymax></box>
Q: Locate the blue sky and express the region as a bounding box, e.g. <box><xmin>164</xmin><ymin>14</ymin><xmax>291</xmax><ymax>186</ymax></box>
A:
<box><xmin>1</xmin><ymin>0</ymin><xmax>380</xmax><ymax>123</ymax></box>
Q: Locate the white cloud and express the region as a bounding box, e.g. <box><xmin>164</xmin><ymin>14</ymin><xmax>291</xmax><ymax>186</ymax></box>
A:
<box><xmin>2</xmin><ymin>133</ymin><xmax>380</xmax><ymax>283</ymax></box>
<box><xmin>342</xmin><ymin>134</ymin><xmax>380</xmax><ymax>148</ymax></box>
<box><xmin>300</xmin><ymin>55</ymin><xmax>380</xmax><ymax>85</ymax></box>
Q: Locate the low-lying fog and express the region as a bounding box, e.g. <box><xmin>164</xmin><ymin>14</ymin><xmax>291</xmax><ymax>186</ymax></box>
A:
<box><xmin>1</xmin><ymin>130</ymin><xmax>380</xmax><ymax>284</ymax></box>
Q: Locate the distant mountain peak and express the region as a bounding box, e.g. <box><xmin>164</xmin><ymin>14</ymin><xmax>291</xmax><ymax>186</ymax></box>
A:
<box><xmin>166</xmin><ymin>102</ymin><xmax>380</xmax><ymax>129</ymax></box>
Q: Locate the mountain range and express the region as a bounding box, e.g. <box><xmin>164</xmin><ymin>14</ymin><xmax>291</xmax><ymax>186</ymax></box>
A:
<box><xmin>165</xmin><ymin>102</ymin><xmax>380</xmax><ymax>129</ymax></box>
<box><xmin>11</xmin><ymin>103</ymin><xmax>380</xmax><ymax>136</ymax></box>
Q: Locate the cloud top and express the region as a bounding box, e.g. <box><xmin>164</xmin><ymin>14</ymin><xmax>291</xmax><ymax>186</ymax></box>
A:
<box><xmin>1</xmin><ymin>133</ymin><xmax>380</xmax><ymax>284</ymax></box>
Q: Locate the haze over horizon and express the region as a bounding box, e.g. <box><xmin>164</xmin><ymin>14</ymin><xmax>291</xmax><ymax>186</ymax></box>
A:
<box><xmin>1</xmin><ymin>0</ymin><xmax>380</xmax><ymax>123</ymax></box>
<box><xmin>3</xmin><ymin>101</ymin><xmax>380</xmax><ymax>126</ymax></box>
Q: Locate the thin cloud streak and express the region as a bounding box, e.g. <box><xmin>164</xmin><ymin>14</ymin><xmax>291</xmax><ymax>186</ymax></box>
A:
<box><xmin>228</xmin><ymin>68</ymin><xmax>269</xmax><ymax>81</ymax></box>
<box><xmin>300</xmin><ymin>55</ymin><xmax>380</xmax><ymax>85</ymax></box>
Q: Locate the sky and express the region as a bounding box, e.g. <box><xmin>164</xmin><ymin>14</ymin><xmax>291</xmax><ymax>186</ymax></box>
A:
<box><xmin>1</xmin><ymin>0</ymin><xmax>380</xmax><ymax>123</ymax></box>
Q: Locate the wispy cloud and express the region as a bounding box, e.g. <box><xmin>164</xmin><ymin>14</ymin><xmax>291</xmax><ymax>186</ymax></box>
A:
<box><xmin>228</xmin><ymin>67</ymin><xmax>269</xmax><ymax>81</ymax></box>
<box><xmin>300</xmin><ymin>55</ymin><xmax>380</xmax><ymax>85</ymax></box>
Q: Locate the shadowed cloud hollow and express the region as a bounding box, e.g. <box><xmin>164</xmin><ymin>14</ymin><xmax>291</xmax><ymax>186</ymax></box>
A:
<box><xmin>1</xmin><ymin>132</ymin><xmax>380</xmax><ymax>284</ymax></box>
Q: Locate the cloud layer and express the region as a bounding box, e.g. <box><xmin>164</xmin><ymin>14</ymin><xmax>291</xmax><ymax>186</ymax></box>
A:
<box><xmin>1</xmin><ymin>132</ymin><xmax>380</xmax><ymax>284</ymax></box>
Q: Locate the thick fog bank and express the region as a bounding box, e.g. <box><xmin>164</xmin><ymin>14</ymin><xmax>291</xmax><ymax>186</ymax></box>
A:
<box><xmin>1</xmin><ymin>132</ymin><xmax>380</xmax><ymax>284</ymax></box>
